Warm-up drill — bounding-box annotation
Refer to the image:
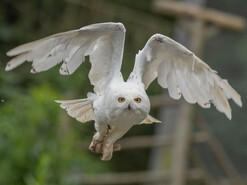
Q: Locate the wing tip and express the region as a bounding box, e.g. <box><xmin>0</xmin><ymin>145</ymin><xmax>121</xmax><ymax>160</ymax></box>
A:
<box><xmin>6</xmin><ymin>46</ymin><xmax>23</xmax><ymax>56</ymax></box>
<box><xmin>235</xmin><ymin>96</ymin><xmax>242</xmax><ymax>108</ymax></box>
<box><xmin>226</xmin><ymin>111</ymin><xmax>232</xmax><ymax>120</ymax></box>
<box><xmin>6</xmin><ymin>50</ymin><xmax>14</xmax><ymax>57</ymax></box>
<box><xmin>54</xmin><ymin>100</ymin><xmax>69</xmax><ymax>110</ymax></box>
<box><xmin>30</xmin><ymin>67</ymin><xmax>38</xmax><ymax>74</ymax></box>
<box><xmin>54</xmin><ymin>100</ymin><xmax>61</xmax><ymax>104</ymax></box>
<box><xmin>6</xmin><ymin>46</ymin><xmax>28</xmax><ymax>57</ymax></box>
<box><xmin>238</xmin><ymin>100</ymin><xmax>242</xmax><ymax>107</ymax></box>
<box><xmin>5</xmin><ymin>63</ymin><xmax>12</xmax><ymax>71</ymax></box>
<box><xmin>221</xmin><ymin>79</ymin><xmax>242</xmax><ymax>108</ymax></box>
<box><xmin>221</xmin><ymin>104</ymin><xmax>232</xmax><ymax>120</ymax></box>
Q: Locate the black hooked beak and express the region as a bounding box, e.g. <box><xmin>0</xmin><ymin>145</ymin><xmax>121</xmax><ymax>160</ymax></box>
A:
<box><xmin>128</xmin><ymin>104</ymin><xmax>132</xmax><ymax>110</ymax></box>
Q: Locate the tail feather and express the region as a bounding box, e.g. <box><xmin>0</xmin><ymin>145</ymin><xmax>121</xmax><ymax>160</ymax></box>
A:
<box><xmin>55</xmin><ymin>98</ymin><xmax>95</xmax><ymax>123</ymax></box>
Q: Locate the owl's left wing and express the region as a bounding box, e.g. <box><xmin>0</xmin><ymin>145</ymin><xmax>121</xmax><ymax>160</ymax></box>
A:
<box><xmin>129</xmin><ymin>34</ymin><xmax>242</xmax><ymax>119</ymax></box>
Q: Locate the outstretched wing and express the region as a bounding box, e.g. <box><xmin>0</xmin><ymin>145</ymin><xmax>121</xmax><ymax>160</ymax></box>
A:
<box><xmin>129</xmin><ymin>34</ymin><xmax>242</xmax><ymax>119</ymax></box>
<box><xmin>6</xmin><ymin>22</ymin><xmax>126</xmax><ymax>94</ymax></box>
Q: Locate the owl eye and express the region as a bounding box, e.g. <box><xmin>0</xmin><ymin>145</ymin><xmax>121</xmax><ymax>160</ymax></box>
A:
<box><xmin>118</xmin><ymin>97</ymin><xmax>125</xmax><ymax>102</ymax></box>
<box><xmin>134</xmin><ymin>98</ymin><xmax>141</xmax><ymax>103</ymax></box>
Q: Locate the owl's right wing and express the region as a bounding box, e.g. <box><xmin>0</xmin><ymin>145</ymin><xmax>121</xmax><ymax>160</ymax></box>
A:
<box><xmin>129</xmin><ymin>34</ymin><xmax>242</xmax><ymax>119</ymax></box>
<box><xmin>6</xmin><ymin>22</ymin><xmax>126</xmax><ymax>94</ymax></box>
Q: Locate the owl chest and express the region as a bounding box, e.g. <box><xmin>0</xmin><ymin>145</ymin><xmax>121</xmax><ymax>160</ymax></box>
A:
<box><xmin>93</xmin><ymin>106</ymin><xmax>140</xmax><ymax>127</ymax></box>
<box><xmin>106</xmin><ymin>108</ymin><xmax>146</xmax><ymax>127</ymax></box>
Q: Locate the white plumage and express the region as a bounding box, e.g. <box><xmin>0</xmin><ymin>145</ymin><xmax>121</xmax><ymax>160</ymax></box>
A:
<box><xmin>6</xmin><ymin>22</ymin><xmax>241</xmax><ymax>160</ymax></box>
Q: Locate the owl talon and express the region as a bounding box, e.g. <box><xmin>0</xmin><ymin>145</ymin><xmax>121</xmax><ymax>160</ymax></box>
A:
<box><xmin>101</xmin><ymin>143</ymin><xmax>113</xmax><ymax>161</ymax></box>
<box><xmin>89</xmin><ymin>139</ymin><xmax>104</xmax><ymax>153</ymax></box>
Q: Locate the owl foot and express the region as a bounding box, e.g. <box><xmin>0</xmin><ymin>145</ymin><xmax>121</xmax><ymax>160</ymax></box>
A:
<box><xmin>100</xmin><ymin>143</ymin><xmax>121</xmax><ymax>160</ymax></box>
<box><xmin>101</xmin><ymin>143</ymin><xmax>113</xmax><ymax>161</ymax></box>
<box><xmin>89</xmin><ymin>138</ymin><xmax>121</xmax><ymax>154</ymax></box>
<box><xmin>89</xmin><ymin>139</ymin><xmax>104</xmax><ymax>153</ymax></box>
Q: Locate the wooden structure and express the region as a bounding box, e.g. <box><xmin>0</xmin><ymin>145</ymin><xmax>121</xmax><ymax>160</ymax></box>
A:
<box><xmin>148</xmin><ymin>1</ymin><xmax>245</xmax><ymax>185</ymax></box>
<box><xmin>152</xmin><ymin>0</ymin><xmax>246</xmax><ymax>32</ymax></box>
<box><xmin>150</xmin><ymin>0</ymin><xmax>245</xmax><ymax>185</ymax></box>
<box><xmin>65</xmin><ymin>0</ymin><xmax>245</xmax><ymax>184</ymax></box>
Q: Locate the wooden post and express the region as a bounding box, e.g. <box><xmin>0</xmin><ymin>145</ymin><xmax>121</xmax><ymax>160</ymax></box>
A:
<box><xmin>148</xmin><ymin>1</ymin><xmax>207</xmax><ymax>185</ymax></box>
<box><xmin>171</xmin><ymin>103</ymin><xmax>194</xmax><ymax>185</ymax></box>
<box><xmin>152</xmin><ymin>0</ymin><xmax>246</xmax><ymax>33</ymax></box>
<box><xmin>149</xmin><ymin>0</ymin><xmax>245</xmax><ymax>185</ymax></box>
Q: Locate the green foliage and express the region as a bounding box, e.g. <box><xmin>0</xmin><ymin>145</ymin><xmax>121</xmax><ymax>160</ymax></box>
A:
<box><xmin>0</xmin><ymin>83</ymin><xmax>109</xmax><ymax>185</ymax></box>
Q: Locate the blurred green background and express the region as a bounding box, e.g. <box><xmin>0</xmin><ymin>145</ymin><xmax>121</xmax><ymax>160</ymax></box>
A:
<box><xmin>0</xmin><ymin>0</ymin><xmax>246</xmax><ymax>185</ymax></box>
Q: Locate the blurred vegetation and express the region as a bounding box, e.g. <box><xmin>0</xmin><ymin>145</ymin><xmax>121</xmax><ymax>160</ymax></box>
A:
<box><xmin>0</xmin><ymin>0</ymin><xmax>246</xmax><ymax>184</ymax></box>
<box><xmin>0</xmin><ymin>83</ymin><xmax>111</xmax><ymax>185</ymax></box>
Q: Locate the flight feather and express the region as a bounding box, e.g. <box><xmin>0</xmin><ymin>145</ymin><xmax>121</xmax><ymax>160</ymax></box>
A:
<box><xmin>129</xmin><ymin>34</ymin><xmax>242</xmax><ymax>119</ymax></box>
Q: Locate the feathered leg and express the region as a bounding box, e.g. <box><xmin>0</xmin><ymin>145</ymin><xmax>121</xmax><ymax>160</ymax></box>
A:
<box><xmin>89</xmin><ymin>122</ymin><xmax>107</xmax><ymax>153</ymax></box>
<box><xmin>101</xmin><ymin>125</ymin><xmax>131</xmax><ymax>161</ymax></box>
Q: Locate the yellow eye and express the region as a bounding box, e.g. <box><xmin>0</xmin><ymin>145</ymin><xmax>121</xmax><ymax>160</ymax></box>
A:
<box><xmin>118</xmin><ymin>97</ymin><xmax>125</xmax><ymax>102</ymax></box>
<box><xmin>134</xmin><ymin>98</ymin><xmax>141</xmax><ymax>103</ymax></box>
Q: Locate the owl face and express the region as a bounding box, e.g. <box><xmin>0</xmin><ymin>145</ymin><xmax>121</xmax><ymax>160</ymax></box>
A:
<box><xmin>105</xmin><ymin>82</ymin><xmax>150</xmax><ymax>125</ymax></box>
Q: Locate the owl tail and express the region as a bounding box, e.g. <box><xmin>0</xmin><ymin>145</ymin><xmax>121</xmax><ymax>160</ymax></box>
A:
<box><xmin>55</xmin><ymin>97</ymin><xmax>95</xmax><ymax>123</ymax></box>
<box><xmin>139</xmin><ymin>114</ymin><xmax>161</xmax><ymax>124</ymax></box>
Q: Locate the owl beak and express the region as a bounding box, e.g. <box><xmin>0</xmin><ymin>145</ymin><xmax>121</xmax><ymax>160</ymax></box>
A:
<box><xmin>128</xmin><ymin>104</ymin><xmax>132</xmax><ymax>110</ymax></box>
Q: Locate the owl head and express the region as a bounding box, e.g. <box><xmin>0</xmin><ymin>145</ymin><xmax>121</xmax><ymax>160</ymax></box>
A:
<box><xmin>105</xmin><ymin>81</ymin><xmax>150</xmax><ymax>124</ymax></box>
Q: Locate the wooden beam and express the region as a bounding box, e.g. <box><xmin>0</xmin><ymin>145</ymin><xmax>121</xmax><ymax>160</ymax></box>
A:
<box><xmin>117</xmin><ymin>131</ymin><xmax>209</xmax><ymax>150</ymax></box>
<box><xmin>69</xmin><ymin>169</ymin><xmax>204</xmax><ymax>185</ymax></box>
<box><xmin>152</xmin><ymin>0</ymin><xmax>246</xmax><ymax>32</ymax></box>
<box><xmin>171</xmin><ymin>103</ymin><xmax>194</xmax><ymax>185</ymax></box>
<box><xmin>118</xmin><ymin>135</ymin><xmax>172</xmax><ymax>150</ymax></box>
<box><xmin>77</xmin><ymin>131</ymin><xmax>209</xmax><ymax>151</ymax></box>
<box><xmin>79</xmin><ymin>171</ymin><xmax>170</xmax><ymax>184</ymax></box>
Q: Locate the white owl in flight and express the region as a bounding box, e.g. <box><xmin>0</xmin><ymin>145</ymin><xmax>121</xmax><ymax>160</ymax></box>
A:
<box><xmin>6</xmin><ymin>22</ymin><xmax>242</xmax><ymax>160</ymax></box>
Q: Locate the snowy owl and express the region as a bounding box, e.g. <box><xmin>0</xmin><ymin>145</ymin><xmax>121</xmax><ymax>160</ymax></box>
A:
<box><xmin>5</xmin><ymin>22</ymin><xmax>242</xmax><ymax>160</ymax></box>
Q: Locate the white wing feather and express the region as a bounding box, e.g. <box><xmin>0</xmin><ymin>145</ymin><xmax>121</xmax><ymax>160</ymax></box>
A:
<box><xmin>6</xmin><ymin>22</ymin><xmax>126</xmax><ymax>94</ymax></box>
<box><xmin>55</xmin><ymin>98</ymin><xmax>95</xmax><ymax>123</ymax></box>
<box><xmin>129</xmin><ymin>34</ymin><xmax>242</xmax><ymax>119</ymax></box>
